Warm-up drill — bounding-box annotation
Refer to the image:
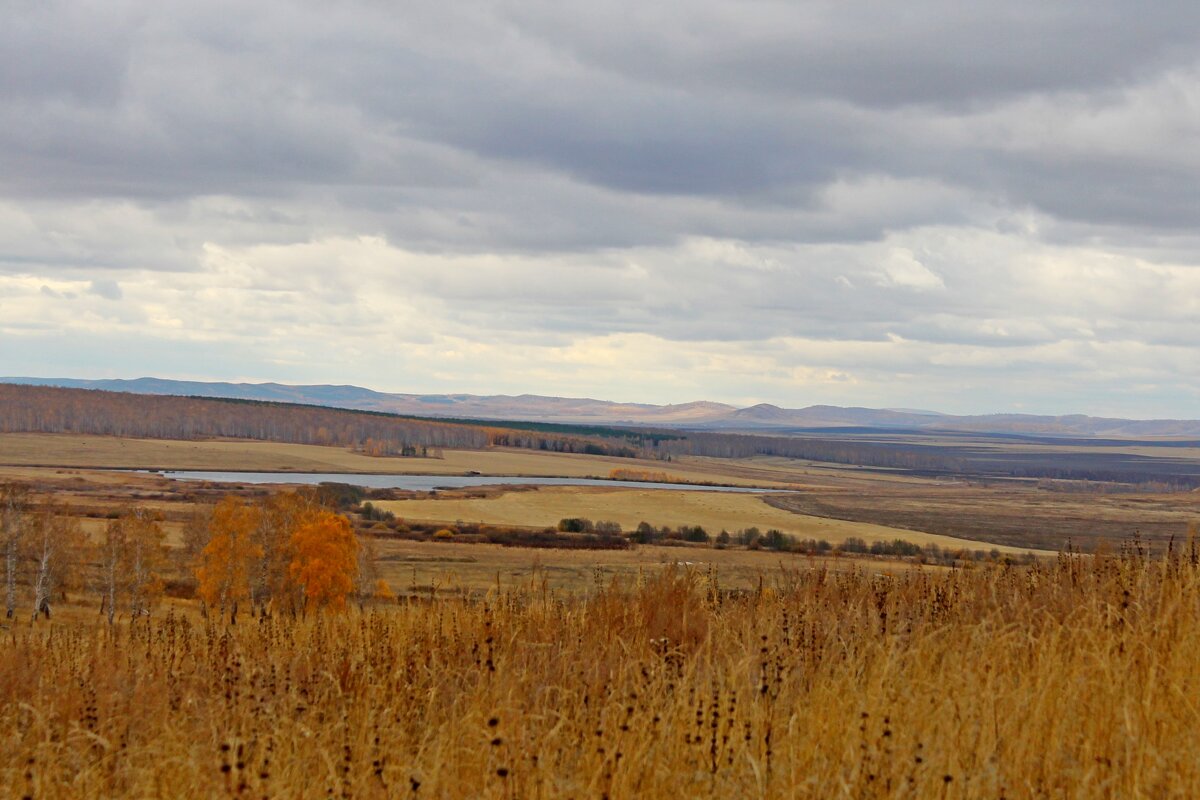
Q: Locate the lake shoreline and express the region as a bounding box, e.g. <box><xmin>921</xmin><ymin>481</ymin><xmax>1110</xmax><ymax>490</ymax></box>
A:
<box><xmin>141</xmin><ymin>470</ymin><xmax>789</xmax><ymax>493</ymax></box>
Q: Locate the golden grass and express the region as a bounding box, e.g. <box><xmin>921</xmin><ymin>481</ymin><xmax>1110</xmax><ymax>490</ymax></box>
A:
<box><xmin>3</xmin><ymin>552</ymin><xmax>1199</xmax><ymax>797</ymax></box>
<box><xmin>375</xmin><ymin>486</ymin><xmax>1036</xmax><ymax>553</ymax></box>
<box><xmin>369</xmin><ymin>537</ymin><xmax>917</xmax><ymax>595</ymax></box>
<box><xmin>672</xmin><ymin>454</ymin><xmax>945</xmax><ymax>488</ymax></box>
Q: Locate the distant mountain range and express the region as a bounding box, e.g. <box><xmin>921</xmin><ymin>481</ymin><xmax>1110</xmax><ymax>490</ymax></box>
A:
<box><xmin>5</xmin><ymin>376</ymin><xmax>1200</xmax><ymax>438</ymax></box>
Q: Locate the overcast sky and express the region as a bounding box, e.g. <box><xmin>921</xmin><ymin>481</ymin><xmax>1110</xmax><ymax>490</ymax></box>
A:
<box><xmin>3</xmin><ymin>1</ymin><xmax>1200</xmax><ymax>416</ymax></box>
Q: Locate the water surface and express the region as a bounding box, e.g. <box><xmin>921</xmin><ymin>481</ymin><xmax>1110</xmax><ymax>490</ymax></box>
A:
<box><xmin>149</xmin><ymin>471</ymin><xmax>783</xmax><ymax>493</ymax></box>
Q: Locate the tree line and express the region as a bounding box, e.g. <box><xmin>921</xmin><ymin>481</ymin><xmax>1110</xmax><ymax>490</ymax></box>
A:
<box><xmin>0</xmin><ymin>483</ymin><xmax>375</xmax><ymax>624</ymax></box>
<box><xmin>1</xmin><ymin>484</ymin><xmax>87</xmax><ymax>621</ymax></box>
<box><xmin>652</xmin><ymin>431</ymin><xmax>970</xmax><ymax>472</ymax></box>
<box><xmin>0</xmin><ymin>483</ymin><xmax>163</xmax><ymax>623</ymax></box>
<box><xmin>0</xmin><ymin>384</ymin><xmax>639</xmax><ymax>457</ymax></box>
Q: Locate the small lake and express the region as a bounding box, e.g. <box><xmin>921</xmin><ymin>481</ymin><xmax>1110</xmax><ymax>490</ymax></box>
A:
<box><xmin>146</xmin><ymin>471</ymin><xmax>783</xmax><ymax>493</ymax></box>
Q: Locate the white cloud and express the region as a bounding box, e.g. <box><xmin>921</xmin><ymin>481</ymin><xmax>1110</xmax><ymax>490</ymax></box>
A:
<box><xmin>876</xmin><ymin>249</ymin><xmax>946</xmax><ymax>291</ymax></box>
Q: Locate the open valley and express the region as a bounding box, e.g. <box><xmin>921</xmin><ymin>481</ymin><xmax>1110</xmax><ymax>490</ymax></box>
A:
<box><xmin>1</xmin><ymin>382</ymin><xmax>1199</xmax><ymax>798</ymax></box>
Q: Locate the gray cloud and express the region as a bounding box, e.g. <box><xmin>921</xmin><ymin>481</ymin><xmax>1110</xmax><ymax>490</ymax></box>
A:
<box><xmin>503</xmin><ymin>1</ymin><xmax>1200</xmax><ymax>106</ymax></box>
<box><xmin>4</xmin><ymin>1</ymin><xmax>1196</xmax><ymax>243</ymax></box>
<box><xmin>88</xmin><ymin>279</ymin><xmax>123</xmax><ymax>300</ymax></box>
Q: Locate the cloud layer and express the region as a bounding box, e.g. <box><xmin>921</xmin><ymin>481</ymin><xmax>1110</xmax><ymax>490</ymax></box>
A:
<box><xmin>3</xmin><ymin>1</ymin><xmax>1199</xmax><ymax>415</ymax></box>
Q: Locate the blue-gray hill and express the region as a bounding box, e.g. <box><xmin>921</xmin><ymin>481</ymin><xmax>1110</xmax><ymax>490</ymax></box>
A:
<box><xmin>4</xmin><ymin>377</ymin><xmax>1199</xmax><ymax>438</ymax></box>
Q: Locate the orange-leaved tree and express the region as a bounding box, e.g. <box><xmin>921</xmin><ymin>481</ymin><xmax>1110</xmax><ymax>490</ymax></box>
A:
<box><xmin>288</xmin><ymin>511</ymin><xmax>359</xmax><ymax>610</ymax></box>
<box><xmin>196</xmin><ymin>497</ymin><xmax>262</xmax><ymax>621</ymax></box>
<box><xmin>253</xmin><ymin>491</ymin><xmax>320</xmax><ymax>613</ymax></box>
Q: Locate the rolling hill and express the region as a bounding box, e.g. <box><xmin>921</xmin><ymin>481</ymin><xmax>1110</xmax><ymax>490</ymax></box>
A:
<box><xmin>5</xmin><ymin>376</ymin><xmax>1200</xmax><ymax>438</ymax></box>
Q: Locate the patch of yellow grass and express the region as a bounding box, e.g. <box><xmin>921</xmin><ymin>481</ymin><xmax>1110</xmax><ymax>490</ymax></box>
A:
<box><xmin>376</xmin><ymin>486</ymin><xmax>1033</xmax><ymax>552</ymax></box>
<box><xmin>370</xmin><ymin>536</ymin><xmax>917</xmax><ymax>594</ymax></box>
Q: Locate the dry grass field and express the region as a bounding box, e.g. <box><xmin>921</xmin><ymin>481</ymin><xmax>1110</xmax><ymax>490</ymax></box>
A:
<box><xmin>8</xmin><ymin>433</ymin><xmax>1188</xmax><ymax>555</ymax></box>
<box><xmin>767</xmin><ymin>481</ymin><xmax>1200</xmax><ymax>552</ymax></box>
<box><xmin>828</xmin><ymin>430</ymin><xmax>1200</xmax><ymax>457</ymax></box>
<box><xmin>0</xmin><ymin>434</ymin><xmax>786</xmax><ymax>486</ymax></box>
<box><xmin>375</xmin><ymin>487</ymin><xmax>1038</xmax><ymax>553</ymax></box>
<box><xmin>368</xmin><ymin>536</ymin><xmax>922</xmax><ymax>596</ymax></box>
<box><xmin>3</xmin><ymin>552</ymin><xmax>1199</xmax><ymax>798</ymax></box>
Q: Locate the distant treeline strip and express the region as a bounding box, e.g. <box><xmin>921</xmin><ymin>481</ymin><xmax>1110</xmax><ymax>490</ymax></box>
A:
<box><xmin>385</xmin><ymin>414</ymin><xmax>685</xmax><ymax>444</ymax></box>
<box><xmin>655</xmin><ymin>432</ymin><xmax>969</xmax><ymax>473</ymax></box>
<box><xmin>192</xmin><ymin>395</ymin><xmax>681</xmax><ymax>444</ymax></box>
<box><xmin>0</xmin><ymin>384</ymin><xmax>635</xmax><ymax>456</ymax></box>
<box><xmin>659</xmin><ymin>434</ymin><xmax>1200</xmax><ymax>486</ymax></box>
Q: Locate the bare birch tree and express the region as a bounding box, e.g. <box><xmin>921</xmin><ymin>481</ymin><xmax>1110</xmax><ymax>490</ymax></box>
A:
<box><xmin>126</xmin><ymin>509</ymin><xmax>167</xmax><ymax>619</ymax></box>
<box><xmin>27</xmin><ymin>509</ymin><xmax>84</xmax><ymax>621</ymax></box>
<box><xmin>0</xmin><ymin>484</ymin><xmax>30</xmax><ymax>620</ymax></box>
<box><xmin>99</xmin><ymin>515</ymin><xmax>127</xmax><ymax>625</ymax></box>
<box><xmin>355</xmin><ymin>533</ymin><xmax>382</xmax><ymax>608</ymax></box>
<box><xmin>179</xmin><ymin>503</ymin><xmax>214</xmax><ymax>570</ymax></box>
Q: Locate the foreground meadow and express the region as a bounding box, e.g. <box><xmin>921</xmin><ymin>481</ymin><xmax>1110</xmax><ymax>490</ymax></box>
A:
<box><xmin>2</xmin><ymin>549</ymin><xmax>1198</xmax><ymax>798</ymax></box>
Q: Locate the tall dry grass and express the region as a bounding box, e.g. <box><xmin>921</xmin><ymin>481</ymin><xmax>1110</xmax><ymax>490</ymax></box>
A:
<box><xmin>1</xmin><ymin>547</ymin><xmax>1199</xmax><ymax>798</ymax></box>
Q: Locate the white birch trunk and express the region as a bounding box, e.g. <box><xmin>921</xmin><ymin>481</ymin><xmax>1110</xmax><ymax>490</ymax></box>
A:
<box><xmin>0</xmin><ymin>490</ymin><xmax>21</xmax><ymax>619</ymax></box>
<box><xmin>130</xmin><ymin>538</ymin><xmax>145</xmax><ymax>618</ymax></box>
<box><xmin>30</xmin><ymin>525</ymin><xmax>52</xmax><ymax>621</ymax></box>
<box><xmin>104</xmin><ymin>535</ymin><xmax>119</xmax><ymax>626</ymax></box>
<box><xmin>106</xmin><ymin>556</ymin><xmax>117</xmax><ymax>626</ymax></box>
<box><xmin>4</xmin><ymin>535</ymin><xmax>15</xmax><ymax>620</ymax></box>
